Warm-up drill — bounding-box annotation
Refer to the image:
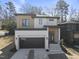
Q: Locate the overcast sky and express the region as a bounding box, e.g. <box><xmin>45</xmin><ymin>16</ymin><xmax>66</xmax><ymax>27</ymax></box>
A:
<box><xmin>1</xmin><ymin>0</ymin><xmax>79</xmax><ymax>12</ymax></box>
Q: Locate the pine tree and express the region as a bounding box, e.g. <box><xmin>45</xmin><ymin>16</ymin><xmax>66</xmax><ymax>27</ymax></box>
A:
<box><xmin>56</xmin><ymin>0</ymin><xmax>69</xmax><ymax>22</ymax></box>
<box><xmin>5</xmin><ymin>0</ymin><xmax>16</xmax><ymax>20</ymax></box>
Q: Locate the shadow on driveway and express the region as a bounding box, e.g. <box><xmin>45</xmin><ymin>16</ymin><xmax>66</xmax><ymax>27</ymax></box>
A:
<box><xmin>48</xmin><ymin>53</ymin><xmax>68</xmax><ymax>59</ymax></box>
<box><xmin>0</xmin><ymin>43</ymin><xmax>16</xmax><ymax>59</ymax></box>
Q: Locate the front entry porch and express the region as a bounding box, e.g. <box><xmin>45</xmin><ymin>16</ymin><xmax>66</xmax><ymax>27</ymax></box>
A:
<box><xmin>48</xmin><ymin>26</ymin><xmax>60</xmax><ymax>44</ymax></box>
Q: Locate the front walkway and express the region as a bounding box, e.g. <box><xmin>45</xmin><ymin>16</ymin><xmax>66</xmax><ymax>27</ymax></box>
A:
<box><xmin>11</xmin><ymin>44</ymin><xmax>68</xmax><ymax>59</ymax></box>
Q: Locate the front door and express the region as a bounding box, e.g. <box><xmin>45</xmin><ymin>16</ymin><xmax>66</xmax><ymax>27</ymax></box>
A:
<box><xmin>49</xmin><ymin>31</ymin><xmax>55</xmax><ymax>44</ymax></box>
<box><xmin>49</xmin><ymin>32</ymin><xmax>51</xmax><ymax>43</ymax></box>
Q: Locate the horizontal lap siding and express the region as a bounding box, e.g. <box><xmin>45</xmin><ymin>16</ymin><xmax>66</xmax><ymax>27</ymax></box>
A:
<box><xmin>15</xmin><ymin>15</ymin><xmax>34</xmax><ymax>28</ymax></box>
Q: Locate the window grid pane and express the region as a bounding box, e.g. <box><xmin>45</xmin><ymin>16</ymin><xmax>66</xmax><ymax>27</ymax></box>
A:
<box><xmin>22</xmin><ymin>19</ymin><xmax>29</xmax><ymax>27</ymax></box>
<box><xmin>39</xmin><ymin>19</ymin><xmax>42</xmax><ymax>25</ymax></box>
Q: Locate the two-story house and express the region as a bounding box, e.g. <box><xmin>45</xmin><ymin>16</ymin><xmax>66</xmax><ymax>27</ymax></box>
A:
<box><xmin>15</xmin><ymin>13</ymin><xmax>60</xmax><ymax>50</ymax></box>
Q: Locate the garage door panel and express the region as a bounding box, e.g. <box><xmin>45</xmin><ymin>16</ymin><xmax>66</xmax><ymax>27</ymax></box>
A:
<box><xmin>19</xmin><ymin>38</ymin><xmax>45</xmax><ymax>48</ymax></box>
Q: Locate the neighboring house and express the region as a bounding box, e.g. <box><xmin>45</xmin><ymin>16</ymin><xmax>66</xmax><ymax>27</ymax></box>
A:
<box><xmin>59</xmin><ymin>21</ymin><xmax>79</xmax><ymax>45</ymax></box>
<box><xmin>15</xmin><ymin>13</ymin><xmax>60</xmax><ymax>50</ymax></box>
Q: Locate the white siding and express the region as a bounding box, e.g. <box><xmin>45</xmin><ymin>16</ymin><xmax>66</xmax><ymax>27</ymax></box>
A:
<box><xmin>34</xmin><ymin>18</ymin><xmax>47</xmax><ymax>28</ymax></box>
<box><xmin>47</xmin><ymin>19</ymin><xmax>57</xmax><ymax>25</ymax></box>
<box><xmin>34</xmin><ymin>18</ymin><xmax>58</xmax><ymax>28</ymax></box>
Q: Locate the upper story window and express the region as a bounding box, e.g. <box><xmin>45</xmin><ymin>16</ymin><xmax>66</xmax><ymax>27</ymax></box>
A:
<box><xmin>49</xmin><ymin>18</ymin><xmax>54</xmax><ymax>21</ymax></box>
<box><xmin>39</xmin><ymin>18</ymin><xmax>42</xmax><ymax>25</ymax></box>
<box><xmin>22</xmin><ymin>19</ymin><xmax>29</xmax><ymax>27</ymax></box>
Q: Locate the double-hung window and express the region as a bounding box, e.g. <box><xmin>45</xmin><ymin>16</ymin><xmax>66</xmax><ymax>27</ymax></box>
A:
<box><xmin>39</xmin><ymin>18</ymin><xmax>42</xmax><ymax>25</ymax></box>
<box><xmin>22</xmin><ymin>19</ymin><xmax>29</xmax><ymax>27</ymax></box>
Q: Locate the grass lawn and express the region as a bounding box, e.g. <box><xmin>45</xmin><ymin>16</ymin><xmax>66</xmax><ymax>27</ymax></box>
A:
<box><xmin>0</xmin><ymin>36</ymin><xmax>14</xmax><ymax>50</ymax></box>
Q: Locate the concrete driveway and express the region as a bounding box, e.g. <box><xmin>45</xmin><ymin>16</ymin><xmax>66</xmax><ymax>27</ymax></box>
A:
<box><xmin>11</xmin><ymin>44</ymin><xmax>68</xmax><ymax>59</ymax></box>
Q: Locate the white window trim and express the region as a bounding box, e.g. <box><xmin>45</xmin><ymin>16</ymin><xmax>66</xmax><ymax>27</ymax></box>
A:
<box><xmin>22</xmin><ymin>19</ymin><xmax>29</xmax><ymax>27</ymax></box>
<box><xmin>39</xmin><ymin>18</ymin><xmax>42</xmax><ymax>25</ymax></box>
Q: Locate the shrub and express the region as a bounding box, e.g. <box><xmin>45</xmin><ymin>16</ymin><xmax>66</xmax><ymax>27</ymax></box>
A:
<box><xmin>2</xmin><ymin>19</ymin><xmax>16</xmax><ymax>35</ymax></box>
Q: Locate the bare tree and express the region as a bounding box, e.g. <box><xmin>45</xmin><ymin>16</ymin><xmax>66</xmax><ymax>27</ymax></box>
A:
<box><xmin>69</xmin><ymin>8</ymin><xmax>76</xmax><ymax>21</ymax></box>
<box><xmin>69</xmin><ymin>7</ymin><xmax>79</xmax><ymax>21</ymax></box>
<box><xmin>20</xmin><ymin>3</ymin><xmax>42</xmax><ymax>14</ymax></box>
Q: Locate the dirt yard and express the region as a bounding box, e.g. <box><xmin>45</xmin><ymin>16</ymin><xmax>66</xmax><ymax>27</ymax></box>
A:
<box><xmin>0</xmin><ymin>36</ymin><xmax>14</xmax><ymax>50</ymax></box>
<box><xmin>63</xmin><ymin>45</ymin><xmax>79</xmax><ymax>59</ymax></box>
<box><xmin>0</xmin><ymin>36</ymin><xmax>16</xmax><ymax>59</ymax></box>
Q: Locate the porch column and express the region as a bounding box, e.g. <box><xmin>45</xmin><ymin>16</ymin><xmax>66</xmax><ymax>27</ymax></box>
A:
<box><xmin>15</xmin><ymin>35</ymin><xmax>19</xmax><ymax>50</ymax></box>
<box><xmin>58</xmin><ymin>28</ymin><xmax>60</xmax><ymax>44</ymax></box>
<box><xmin>45</xmin><ymin>37</ymin><xmax>48</xmax><ymax>49</ymax></box>
<box><xmin>45</xmin><ymin>27</ymin><xmax>49</xmax><ymax>49</ymax></box>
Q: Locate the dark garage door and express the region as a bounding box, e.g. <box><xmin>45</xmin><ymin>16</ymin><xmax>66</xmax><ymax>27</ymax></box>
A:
<box><xmin>19</xmin><ymin>38</ymin><xmax>45</xmax><ymax>48</ymax></box>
